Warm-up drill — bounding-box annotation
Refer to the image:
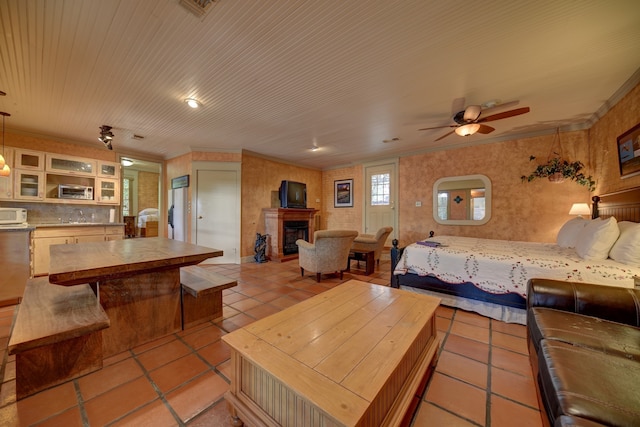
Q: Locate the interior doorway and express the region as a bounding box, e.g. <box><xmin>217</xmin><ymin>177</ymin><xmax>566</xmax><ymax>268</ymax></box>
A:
<box><xmin>119</xmin><ymin>156</ymin><xmax>162</xmax><ymax>238</ymax></box>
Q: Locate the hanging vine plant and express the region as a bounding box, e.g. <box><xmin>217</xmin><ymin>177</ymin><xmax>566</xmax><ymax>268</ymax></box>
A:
<box><xmin>520</xmin><ymin>129</ymin><xmax>596</xmax><ymax>192</ymax></box>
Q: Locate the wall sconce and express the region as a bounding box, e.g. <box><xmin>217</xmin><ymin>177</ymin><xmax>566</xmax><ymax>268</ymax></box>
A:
<box><xmin>0</xmin><ymin>112</ymin><xmax>11</xmax><ymax>177</ymax></box>
<box><xmin>569</xmin><ymin>203</ymin><xmax>591</xmax><ymax>218</ymax></box>
<box><xmin>455</xmin><ymin>123</ymin><xmax>481</xmax><ymax>137</ymax></box>
<box><xmin>99</xmin><ymin>125</ymin><xmax>114</xmax><ymax>150</ymax></box>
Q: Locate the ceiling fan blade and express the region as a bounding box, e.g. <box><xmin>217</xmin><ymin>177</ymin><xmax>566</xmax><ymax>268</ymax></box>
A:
<box><xmin>434</xmin><ymin>129</ymin><xmax>456</xmax><ymax>141</ymax></box>
<box><xmin>451</xmin><ymin>97</ymin><xmax>466</xmax><ymax>116</ymax></box>
<box><xmin>418</xmin><ymin>124</ymin><xmax>456</xmax><ymax>131</ymax></box>
<box><xmin>478</xmin><ymin>107</ymin><xmax>530</xmax><ymax>123</ymax></box>
<box><xmin>477</xmin><ymin>124</ymin><xmax>495</xmax><ymax>134</ymax></box>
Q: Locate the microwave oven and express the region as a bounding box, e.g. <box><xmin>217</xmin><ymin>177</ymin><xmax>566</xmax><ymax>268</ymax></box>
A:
<box><xmin>58</xmin><ymin>184</ymin><xmax>93</xmax><ymax>200</ymax></box>
<box><xmin>0</xmin><ymin>208</ymin><xmax>27</xmax><ymax>225</ymax></box>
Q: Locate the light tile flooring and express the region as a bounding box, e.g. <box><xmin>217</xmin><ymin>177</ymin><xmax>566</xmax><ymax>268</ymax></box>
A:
<box><xmin>0</xmin><ymin>260</ymin><xmax>543</xmax><ymax>426</ymax></box>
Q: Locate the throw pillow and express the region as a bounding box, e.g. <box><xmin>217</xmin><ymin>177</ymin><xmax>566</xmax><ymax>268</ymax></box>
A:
<box><xmin>556</xmin><ymin>217</ymin><xmax>588</xmax><ymax>248</ymax></box>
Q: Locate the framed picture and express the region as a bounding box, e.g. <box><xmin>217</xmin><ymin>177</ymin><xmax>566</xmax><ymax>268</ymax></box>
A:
<box><xmin>617</xmin><ymin>122</ymin><xmax>640</xmax><ymax>179</ymax></box>
<box><xmin>334</xmin><ymin>179</ymin><xmax>353</xmax><ymax>208</ymax></box>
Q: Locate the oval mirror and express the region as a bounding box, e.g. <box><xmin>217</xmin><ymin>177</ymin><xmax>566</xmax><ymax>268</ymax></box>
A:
<box><xmin>433</xmin><ymin>174</ymin><xmax>491</xmax><ymax>225</ymax></box>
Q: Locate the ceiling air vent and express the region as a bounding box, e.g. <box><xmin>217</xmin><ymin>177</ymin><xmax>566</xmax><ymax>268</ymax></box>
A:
<box><xmin>179</xmin><ymin>0</ymin><xmax>217</xmax><ymax>17</ymax></box>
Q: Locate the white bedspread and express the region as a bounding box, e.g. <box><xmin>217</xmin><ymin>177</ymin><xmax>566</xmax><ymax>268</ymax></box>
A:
<box><xmin>138</xmin><ymin>214</ymin><xmax>158</xmax><ymax>228</ymax></box>
<box><xmin>394</xmin><ymin>236</ymin><xmax>639</xmax><ymax>299</ymax></box>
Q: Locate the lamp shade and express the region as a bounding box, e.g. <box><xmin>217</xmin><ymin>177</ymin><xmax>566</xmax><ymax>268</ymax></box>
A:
<box><xmin>569</xmin><ymin>203</ymin><xmax>590</xmax><ymax>216</ymax></box>
<box><xmin>455</xmin><ymin>123</ymin><xmax>480</xmax><ymax>137</ymax></box>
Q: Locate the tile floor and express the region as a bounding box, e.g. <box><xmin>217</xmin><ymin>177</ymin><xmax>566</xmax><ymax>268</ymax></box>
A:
<box><xmin>0</xmin><ymin>259</ymin><xmax>543</xmax><ymax>426</ymax></box>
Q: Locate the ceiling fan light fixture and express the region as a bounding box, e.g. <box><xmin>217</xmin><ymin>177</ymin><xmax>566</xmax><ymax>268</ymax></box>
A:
<box><xmin>455</xmin><ymin>123</ymin><xmax>481</xmax><ymax>137</ymax></box>
<box><xmin>463</xmin><ymin>105</ymin><xmax>482</xmax><ymax>122</ymax></box>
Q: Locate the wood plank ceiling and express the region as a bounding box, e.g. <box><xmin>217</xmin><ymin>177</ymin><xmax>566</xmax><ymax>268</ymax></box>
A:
<box><xmin>0</xmin><ymin>0</ymin><xmax>639</xmax><ymax>169</ymax></box>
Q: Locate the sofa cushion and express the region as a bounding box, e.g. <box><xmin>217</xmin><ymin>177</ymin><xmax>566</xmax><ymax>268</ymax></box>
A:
<box><xmin>528</xmin><ymin>307</ymin><xmax>640</xmax><ymax>360</ymax></box>
<box><xmin>538</xmin><ymin>340</ymin><xmax>640</xmax><ymax>426</ymax></box>
<box><xmin>554</xmin><ymin>415</ymin><xmax>608</xmax><ymax>427</ymax></box>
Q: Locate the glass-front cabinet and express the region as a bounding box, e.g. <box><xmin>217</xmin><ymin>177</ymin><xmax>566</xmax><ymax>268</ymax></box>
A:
<box><xmin>96</xmin><ymin>178</ymin><xmax>120</xmax><ymax>205</ymax></box>
<box><xmin>46</xmin><ymin>154</ymin><xmax>96</xmax><ymax>177</ymax></box>
<box><xmin>97</xmin><ymin>160</ymin><xmax>120</xmax><ymax>179</ymax></box>
<box><xmin>14</xmin><ymin>170</ymin><xmax>44</xmax><ymax>200</ymax></box>
<box><xmin>14</xmin><ymin>149</ymin><xmax>44</xmax><ymax>170</ymax></box>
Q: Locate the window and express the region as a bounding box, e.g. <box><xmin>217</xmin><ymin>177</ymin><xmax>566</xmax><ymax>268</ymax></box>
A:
<box><xmin>122</xmin><ymin>177</ymin><xmax>131</xmax><ymax>216</ymax></box>
<box><xmin>370</xmin><ymin>173</ymin><xmax>390</xmax><ymax>206</ymax></box>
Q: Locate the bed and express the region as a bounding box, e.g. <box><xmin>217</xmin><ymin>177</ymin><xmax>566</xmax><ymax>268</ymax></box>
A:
<box><xmin>391</xmin><ymin>187</ymin><xmax>640</xmax><ymax>324</ymax></box>
<box><xmin>137</xmin><ymin>208</ymin><xmax>159</xmax><ymax>237</ymax></box>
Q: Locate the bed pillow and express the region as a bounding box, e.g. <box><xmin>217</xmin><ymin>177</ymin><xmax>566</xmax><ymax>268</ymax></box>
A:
<box><xmin>575</xmin><ymin>217</ymin><xmax>620</xmax><ymax>260</ymax></box>
<box><xmin>138</xmin><ymin>208</ymin><xmax>159</xmax><ymax>216</ymax></box>
<box><xmin>556</xmin><ymin>217</ymin><xmax>589</xmax><ymax>248</ymax></box>
<box><xmin>609</xmin><ymin>221</ymin><xmax>640</xmax><ymax>267</ymax></box>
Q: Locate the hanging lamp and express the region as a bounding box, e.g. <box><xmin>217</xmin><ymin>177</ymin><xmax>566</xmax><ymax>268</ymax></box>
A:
<box><xmin>0</xmin><ymin>112</ymin><xmax>10</xmax><ymax>177</ymax></box>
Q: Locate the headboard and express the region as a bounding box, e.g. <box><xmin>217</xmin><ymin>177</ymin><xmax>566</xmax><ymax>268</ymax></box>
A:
<box><xmin>592</xmin><ymin>187</ymin><xmax>640</xmax><ymax>223</ymax></box>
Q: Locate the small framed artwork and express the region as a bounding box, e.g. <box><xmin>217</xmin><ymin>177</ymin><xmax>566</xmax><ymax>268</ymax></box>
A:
<box><xmin>334</xmin><ymin>179</ymin><xmax>353</xmax><ymax>208</ymax></box>
<box><xmin>617</xmin><ymin>122</ymin><xmax>640</xmax><ymax>179</ymax></box>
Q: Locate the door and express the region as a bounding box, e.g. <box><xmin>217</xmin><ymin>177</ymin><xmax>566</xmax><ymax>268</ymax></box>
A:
<box><xmin>364</xmin><ymin>161</ymin><xmax>398</xmax><ymax>244</ymax></box>
<box><xmin>195</xmin><ymin>168</ymin><xmax>240</xmax><ymax>264</ymax></box>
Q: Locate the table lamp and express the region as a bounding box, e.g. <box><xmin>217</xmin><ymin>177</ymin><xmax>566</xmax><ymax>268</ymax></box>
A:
<box><xmin>569</xmin><ymin>203</ymin><xmax>591</xmax><ymax>218</ymax></box>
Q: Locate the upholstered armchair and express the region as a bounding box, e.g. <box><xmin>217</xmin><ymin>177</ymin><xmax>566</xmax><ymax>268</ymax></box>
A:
<box><xmin>296</xmin><ymin>230</ymin><xmax>358</xmax><ymax>282</ymax></box>
<box><xmin>351</xmin><ymin>226</ymin><xmax>393</xmax><ymax>267</ymax></box>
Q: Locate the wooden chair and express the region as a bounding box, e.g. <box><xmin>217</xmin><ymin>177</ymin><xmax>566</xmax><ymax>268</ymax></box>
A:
<box><xmin>351</xmin><ymin>226</ymin><xmax>393</xmax><ymax>267</ymax></box>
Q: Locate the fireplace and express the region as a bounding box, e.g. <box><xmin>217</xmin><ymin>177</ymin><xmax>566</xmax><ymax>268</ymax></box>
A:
<box><xmin>263</xmin><ymin>208</ymin><xmax>318</xmax><ymax>262</ymax></box>
<box><xmin>283</xmin><ymin>221</ymin><xmax>309</xmax><ymax>255</ymax></box>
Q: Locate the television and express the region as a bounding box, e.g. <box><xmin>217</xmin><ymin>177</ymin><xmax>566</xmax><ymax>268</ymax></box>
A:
<box><xmin>279</xmin><ymin>180</ymin><xmax>307</xmax><ymax>209</ymax></box>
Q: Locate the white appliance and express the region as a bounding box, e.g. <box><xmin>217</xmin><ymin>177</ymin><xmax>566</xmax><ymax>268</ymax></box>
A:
<box><xmin>0</xmin><ymin>207</ymin><xmax>27</xmax><ymax>226</ymax></box>
<box><xmin>168</xmin><ymin>175</ymin><xmax>189</xmax><ymax>241</ymax></box>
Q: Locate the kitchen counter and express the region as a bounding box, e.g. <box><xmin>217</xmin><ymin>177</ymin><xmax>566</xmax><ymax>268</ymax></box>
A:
<box><xmin>31</xmin><ymin>222</ymin><xmax>125</xmax><ymax>228</ymax></box>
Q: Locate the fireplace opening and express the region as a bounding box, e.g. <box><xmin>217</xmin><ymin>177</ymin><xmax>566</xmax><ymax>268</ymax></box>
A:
<box><xmin>283</xmin><ymin>220</ymin><xmax>309</xmax><ymax>255</ymax></box>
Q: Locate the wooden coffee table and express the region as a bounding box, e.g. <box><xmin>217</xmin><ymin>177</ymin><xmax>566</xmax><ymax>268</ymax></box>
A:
<box><xmin>222</xmin><ymin>279</ymin><xmax>440</xmax><ymax>426</ymax></box>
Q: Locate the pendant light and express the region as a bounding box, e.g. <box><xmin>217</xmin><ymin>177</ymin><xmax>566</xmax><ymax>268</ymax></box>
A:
<box><xmin>0</xmin><ymin>112</ymin><xmax>10</xmax><ymax>177</ymax></box>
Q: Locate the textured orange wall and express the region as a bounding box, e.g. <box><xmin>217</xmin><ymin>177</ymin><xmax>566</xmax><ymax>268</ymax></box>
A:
<box><xmin>321</xmin><ymin>165</ymin><xmax>363</xmax><ymax>232</ymax></box>
<box><xmin>589</xmin><ymin>82</ymin><xmax>640</xmax><ymax>193</ymax></box>
<box><xmin>241</xmin><ymin>151</ymin><xmax>322</xmax><ymax>258</ymax></box>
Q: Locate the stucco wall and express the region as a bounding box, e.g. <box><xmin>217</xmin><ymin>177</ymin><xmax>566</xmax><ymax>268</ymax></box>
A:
<box><xmin>241</xmin><ymin>151</ymin><xmax>322</xmax><ymax>258</ymax></box>
<box><xmin>321</xmin><ymin>165</ymin><xmax>363</xmax><ymax>232</ymax></box>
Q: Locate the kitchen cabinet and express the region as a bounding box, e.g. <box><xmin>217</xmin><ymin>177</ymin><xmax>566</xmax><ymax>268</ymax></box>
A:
<box><xmin>46</xmin><ymin>154</ymin><xmax>96</xmax><ymax>177</ymax></box>
<box><xmin>32</xmin><ymin>225</ymin><xmax>124</xmax><ymax>276</ymax></box>
<box><xmin>98</xmin><ymin>160</ymin><xmax>120</xmax><ymax>179</ymax></box>
<box><xmin>96</xmin><ymin>178</ymin><xmax>119</xmax><ymax>204</ymax></box>
<box><xmin>14</xmin><ymin>170</ymin><xmax>44</xmax><ymax>200</ymax></box>
<box><xmin>14</xmin><ymin>149</ymin><xmax>44</xmax><ymax>170</ymax></box>
<box><xmin>0</xmin><ymin>147</ymin><xmax>14</xmax><ymax>200</ymax></box>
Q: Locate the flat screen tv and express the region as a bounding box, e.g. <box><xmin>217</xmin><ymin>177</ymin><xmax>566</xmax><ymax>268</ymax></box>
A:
<box><xmin>279</xmin><ymin>180</ymin><xmax>307</xmax><ymax>209</ymax></box>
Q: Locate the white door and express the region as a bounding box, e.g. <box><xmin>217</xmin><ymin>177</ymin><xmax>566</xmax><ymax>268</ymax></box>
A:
<box><xmin>195</xmin><ymin>169</ymin><xmax>240</xmax><ymax>264</ymax></box>
<box><xmin>364</xmin><ymin>161</ymin><xmax>398</xmax><ymax>244</ymax></box>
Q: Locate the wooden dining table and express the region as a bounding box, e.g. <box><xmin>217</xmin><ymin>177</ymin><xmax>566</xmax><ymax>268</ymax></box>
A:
<box><xmin>48</xmin><ymin>237</ymin><xmax>222</xmax><ymax>357</ymax></box>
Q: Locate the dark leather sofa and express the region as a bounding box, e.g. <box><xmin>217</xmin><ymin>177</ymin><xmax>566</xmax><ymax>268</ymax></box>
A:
<box><xmin>526</xmin><ymin>278</ymin><xmax>640</xmax><ymax>427</ymax></box>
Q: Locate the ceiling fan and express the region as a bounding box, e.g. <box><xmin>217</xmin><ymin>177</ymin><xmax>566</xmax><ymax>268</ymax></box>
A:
<box><xmin>419</xmin><ymin>102</ymin><xmax>530</xmax><ymax>142</ymax></box>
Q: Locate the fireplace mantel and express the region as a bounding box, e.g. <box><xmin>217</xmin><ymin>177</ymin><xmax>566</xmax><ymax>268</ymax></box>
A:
<box><xmin>263</xmin><ymin>208</ymin><xmax>318</xmax><ymax>262</ymax></box>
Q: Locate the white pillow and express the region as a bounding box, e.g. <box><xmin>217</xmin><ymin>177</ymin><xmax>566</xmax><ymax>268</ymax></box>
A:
<box><xmin>609</xmin><ymin>221</ymin><xmax>640</xmax><ymax>267</ymax></box>
<box><xmin>138</xmin><ymin>208</ymin><xmax>159</xmax><ymax>216</ymax></box>
<box><xmin>575</xmin><ymin>217</ymin><xmax>620</xmax><ymax>260</ymax></box>
<box><xmin>556</xmin><ymin>217</ymin><xmax>588</xmax><ymax>248</ymax></box>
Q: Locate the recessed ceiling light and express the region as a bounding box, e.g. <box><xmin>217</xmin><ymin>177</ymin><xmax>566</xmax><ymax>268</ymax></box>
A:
<box><xmin>311</xmin><ymin>145</ymin><xmax>320</xmax><ymax>152</ymax></box>
<box><xmin>185</xmin><ymin>98</ymin><xmax>200</xmax><ymax>108</ymax></box>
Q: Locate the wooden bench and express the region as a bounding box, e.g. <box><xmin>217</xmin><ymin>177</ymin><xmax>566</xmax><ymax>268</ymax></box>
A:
<box><xmin>8</xmin><ymin>277</ymin><xmax>110</xmax><ymax>400</ymax></box>
<box><xmin>180</xmin><ymin>265</ymin><xmax>237</xmax><ymax>329</ymax></box>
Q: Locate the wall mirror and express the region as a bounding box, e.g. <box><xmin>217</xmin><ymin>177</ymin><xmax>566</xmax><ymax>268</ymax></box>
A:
<box><xmin>433</xmin><ymin>174</ymin><xmax>491</xmax><ymax>225</ymax></box>
<box><xmin>120</xmin><ymin>156</ymin><xmax>162</xmax><ymax>238</ymax></box>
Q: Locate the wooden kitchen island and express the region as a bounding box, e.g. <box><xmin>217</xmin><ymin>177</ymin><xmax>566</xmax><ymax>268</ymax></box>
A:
<box><xmin>222</xmin><ymin>280</ymin><xmax>440</xmax><ymax>427</ymax></box>
<box><xmin>49</xmin><ymin>237</ymin><xmax>222</xmax><ymax>357</ymax></box>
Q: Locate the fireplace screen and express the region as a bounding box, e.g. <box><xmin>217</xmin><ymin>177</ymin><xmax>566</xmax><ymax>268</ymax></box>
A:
<box><xmin>283</xmin><ymin>221</ymin><xmax>309</xmax><ymax>255</ymax></box>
